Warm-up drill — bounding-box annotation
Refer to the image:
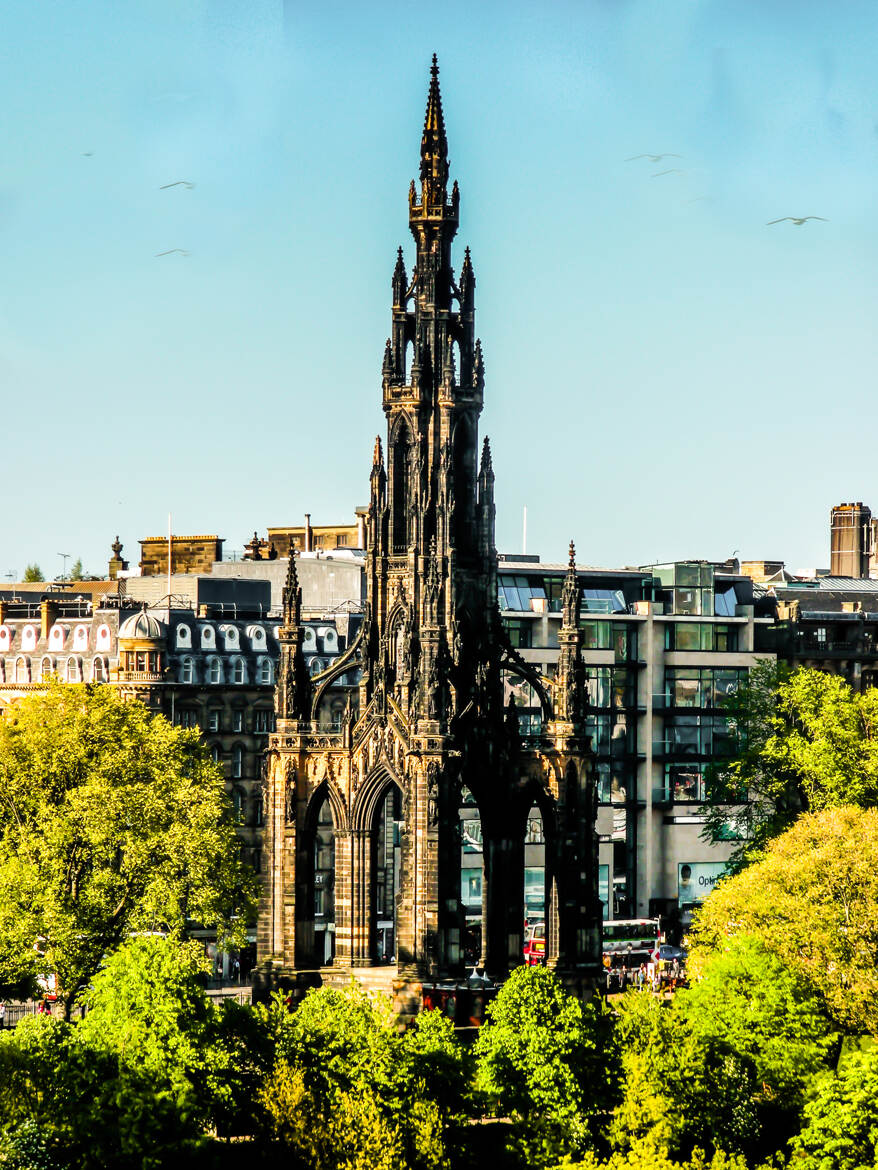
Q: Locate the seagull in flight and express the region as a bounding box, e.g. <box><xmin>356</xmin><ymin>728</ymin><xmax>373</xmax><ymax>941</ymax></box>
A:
<box><xmin>155</xmin><ymin>249</ymin><xmax>190</xmax><ymax>257</ymax></box>
<box><xmin>626</xmin><ymin>153</ymin><xmax>681</xmax><ymax>162</ymax></box>
<box><xmin>766</xmin><ymin>216</ymin><xmax>828</xmax><ymax>226</ymax></box>
<box><xmin>81</xmin><ymin>152</ymin><xmax>94</xmax><ymax>157</ymax></box>
<box><xmin>652</xmin><ymin>168</ymin><xmax>684</xmax><ymax>177</ymax></box>
<box><xmin>159</xmin><ymin>181</ymin><xmax>195</xmax><ymax>189</ymax></box>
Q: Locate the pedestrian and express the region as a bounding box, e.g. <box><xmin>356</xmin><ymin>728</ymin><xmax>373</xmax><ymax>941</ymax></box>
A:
<box><xmin>0</xmin><ymin>1000</ymin><xmax>5</xmax><ymax>1030</ymax></box>
<box><xmin>232</xmin><ymin>955</ymin><xmax>241</xmax><ymax>983</ymax></box>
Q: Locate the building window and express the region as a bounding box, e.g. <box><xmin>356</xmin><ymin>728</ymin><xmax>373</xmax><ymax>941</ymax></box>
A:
<box><xmin>210</xmin><ymin>743</ymin><xmax>221</xmax><ymax>764</ymax></box>
<box><xmin>180</xmin><ymin>657</ymin><xmax>194</xmax><ymax>684</ymax></box>
<box><xmin>504</xmin><ymin>619</ymin><xmax>532</xmax><ymax>649</ymax></box>
<box><xmin>253</xmin><ymin>796</ymin><xmax>264</xmax><ymax>826</ymax></box>
<box><xmin>92</xmin><ymin>657</ymin><xmax>104</xmax><ymax>682</ymax></box>
<box><xmin>232</xmin><ymin>744</ymin><xmax>244</xmax><ymax>778</ymax></box>
<box><xmin>232</xmin><ymin>789</ymin><xmax>244</xmax><ymax>822</ymax></box>
<box><xmin>208</xmin><ymin>658</ymin><xmax>222</xmax><ymax>685</ymax></box>
<box><xmin>232</xmin><ymin>710</ymin><xmax>244</xmax><ymax>733</ymax></box>
<box><xmin>40</xmin><ymin>656</ymin><xmax>53</xmax><ymax>681</ymax></box>
<box><xmin>15</xmin><ymin>656</ymin><xmax>28</xmax><ymax>683</ymax></box>
<box><xmin>664</xmin><ymin>623</ymin><xmax>739</xmax><ymax>653</ymax></box>
<box><xmin>65</xmin><ymin>657</ymin><xmax>79</xmax><ymax>683</ymax></box>
<box><xmin>232</xmin><ymin>658</ymin><xmax>245</xmax><ymax>684</ymax></box>
<box><xmin>254</xmin><ymin>709</ymin><xmax>273</xmax><ymax>734</ymax></box>
<box><xmin>177</xmin><ymin>709</ymin><xmax>198</xmax><ymax>729</ymax></box>
<box><xmin>257</xmin><ymin>658</ymin><xmax>273</xmax><ymax>685</ymax></box>
<box><xmin>207</xmin><ymin>710</ymin><xmax>221</xmax><ymax>732</ymax></box>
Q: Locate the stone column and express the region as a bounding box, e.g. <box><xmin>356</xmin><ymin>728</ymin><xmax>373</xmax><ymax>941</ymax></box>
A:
<box><xmin>350</xmin><ymin>829</ymin><xmax>374</xmax><ymax>967</ymax></box>
<box><xmin>482</xmin><ymin>831</ymin><xmax>525</xmax><ymax>981</ymax></box>
<box><xmin>332</xmin><ymin>830</ymin><xmax>353</xmax><ymax>967</ymax></box>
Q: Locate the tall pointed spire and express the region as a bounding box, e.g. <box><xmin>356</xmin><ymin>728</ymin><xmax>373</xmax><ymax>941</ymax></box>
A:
<box><xmin>282</xmin><ymin>550</ymin><xmax>301</xmax><ymax>628</ymax></box>
<box><xmin>420</xmin><ymin>53</ymin><xmax>449</xmax><ymax>190</ymax></box>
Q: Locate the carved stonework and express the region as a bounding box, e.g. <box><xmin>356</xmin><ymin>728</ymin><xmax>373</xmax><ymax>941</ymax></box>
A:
<box><xmin>259</xmin><ymin>58</ymin><xmax>598</xmax><ymax>994</ymax></box>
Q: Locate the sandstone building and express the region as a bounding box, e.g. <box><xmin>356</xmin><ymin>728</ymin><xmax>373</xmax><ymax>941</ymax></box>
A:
<box><xmin>259</xmin><ymin>60</ymin><xmax>602</xmax><ymax>1003</ymax></box>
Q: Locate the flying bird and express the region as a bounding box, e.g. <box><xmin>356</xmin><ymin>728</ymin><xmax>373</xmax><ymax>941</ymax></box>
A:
<box><xmin>81</xmin><ymin>152</ymin><xmax>94</xmax><ymax>157</ymax></box>
<box><xmin>652</xmin><ymin>169</ymin><xmax>684</xmax><ymax>177</ymax></box>
<box><xmin>159</xmin><ymin>181</ymin><xmax>195</xmax><ymax>189</ymax></box>
<box><xmin>625</xmin><ymin>154</ymin><xmax>681</xmax><ymax>162</ymax></box>
<box><xmin>766</xmin><ymin>216</ymin><xmax>828</xmax><ymax>226</ymax></box>
<box><xmin>155</xmin><ymin>249</ymin><xmax>190</xmax><ymax>257</ymax></box>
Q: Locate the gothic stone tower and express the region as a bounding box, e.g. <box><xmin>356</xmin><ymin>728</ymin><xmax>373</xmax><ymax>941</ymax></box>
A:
<box><xmin>259</xmin><ymin>58</ymin><xmax>602</xmax><ymax>1003</ymax></box>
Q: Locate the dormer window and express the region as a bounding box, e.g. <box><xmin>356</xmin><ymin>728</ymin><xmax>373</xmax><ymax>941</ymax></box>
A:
<box><xmin>200</xmin><ymin>625</ymin><xmax>216</xmax><ymax>650</ymax></box>
<box><xmin>0</xmin><ymin>628</ymin><xmax>9</xmax><ymax>652</ymax></box>
<box><xmin>48</xmin><ymin>626</ymin><xmax>68</xmax><ymax>651</ymax></box>
<box><xmin>21</xmin><ymin>627</ymin><xmax>37</xmax><ymax>652</ymax></box>
<box><xmin>72</xmin><ymin>625</ymin><xmax>89</xmax><ymax>651</ymax></box>
<box><xmin>248</xmin><ymin>624</ymin><xmax>266</xmax><ymax>649</ymax></box>
<box><xmin>176</xmin><ymin>625</ymin><xmax>192</xmax><ymax>650</ymax></box>
<box><xmin>95</xmin><ymin>625</ymin><xmax>112</xmax><ymax>651</ymax></box>
<box><xmin>221</xmin><ymin>625</ymin><xmax>240</xmax><ymax>650</ymax></box>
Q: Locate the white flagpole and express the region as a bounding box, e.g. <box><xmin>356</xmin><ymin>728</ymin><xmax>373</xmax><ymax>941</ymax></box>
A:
<box><xmin>167</xmin><ymin>513</ymin><xmax>172</xmax><ymax>621</ymax></box>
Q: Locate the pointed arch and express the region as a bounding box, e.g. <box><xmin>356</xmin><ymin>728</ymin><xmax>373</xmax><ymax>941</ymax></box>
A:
<box><xmin>351</xmin><ymin>761</ymin><xmax>404</xmax><ymax>833</ymax></box>
<box><xmin>304</xmin><ymin>775</ymin><xmax>350</xmax><ymax>836</ymax></box>
<box><xmin>391</xmin><ymin>417</ymin><xmax>412</xmax><ymax>553</ymax></box>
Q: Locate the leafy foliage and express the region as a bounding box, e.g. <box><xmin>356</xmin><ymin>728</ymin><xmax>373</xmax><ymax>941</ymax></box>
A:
<box><xmin>705</xmin><ymin>663</ymin><xmax>878</xmax><ymax>863</ymax></box>
<box><xmin>691</xmin><ymin>806</ymin><xmax>878</xmax><ymax>1035</ymax></box>
<box><xmin>474</xmin><ymin>965</ymin><xmax>614</xmax><ymax>1165</ymax></box>
<box><xmin>788</xmin><ymin>1042</ymin><xmax>878</xmax><ymax>1169</ymax></box>
<box><xmin>0</xmin><ymin>684</ymin><xmax>257</xmax><ymax>1011</ymax></box>
<box><xmin>263</xmin><ymin>983</ymin><xmax>453</xmax><ymax>1169</ymax></box>
<box><xmin>21</xmin><ymin>566</ymin><xmax>43</xmax><ymax>583</ymax></box>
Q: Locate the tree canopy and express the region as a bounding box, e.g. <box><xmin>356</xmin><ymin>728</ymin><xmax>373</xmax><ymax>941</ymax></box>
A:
<box><xmin>0</xmin><ymin>683</ymin><xmax>257</xmax><ymax>1012</ymax></box>
<box><xmin>704</xmin><ymin>663</ymin><xmax>878</xmax><ymax>863</ymax></box>
<box><xmin>22</xmin><ymin>564</ymin><xmax>44</xmax><ymax>582</ymax></box>
<box><xmin>690</xmin><ymin>806</ymin><xmax>878</xmax><ymax>1036</ymax></box>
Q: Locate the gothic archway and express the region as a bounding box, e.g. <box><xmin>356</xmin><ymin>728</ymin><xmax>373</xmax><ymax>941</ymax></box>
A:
<box><xmin>352</xmin><ymin>764</ymin><xmax>405</xmax><ymax>966</ymax></box>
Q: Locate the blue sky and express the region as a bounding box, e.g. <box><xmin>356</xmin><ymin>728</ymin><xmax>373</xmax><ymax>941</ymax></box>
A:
<box><xmin>1</xmin><ymin>1</ymin><xmax>876</xmax><ymax>578</ymax></box>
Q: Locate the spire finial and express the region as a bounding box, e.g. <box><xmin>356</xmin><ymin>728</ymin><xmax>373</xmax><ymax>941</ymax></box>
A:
<box><xmin>420</xmin><ymin>54</ymin><xmax>449</xmax><ymax>189</ymax></box>
<box><xmin>568</xmin><ymin>540</ymin><xmax>576</xmax><ymax>567</ymax></box>
<box><xmin>373</xmin><ymin>436</ymin><xmax>383</xmax><ymax>466</ymax></box>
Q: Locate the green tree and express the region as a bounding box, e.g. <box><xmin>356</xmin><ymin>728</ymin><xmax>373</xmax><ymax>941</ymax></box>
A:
<box><xmin>22</xmin><ymin>565</ymin><xmax>43</xmax><ymax>583</ymax></box>
<box><xmin>789</xmin><ymin>1042</ymin><xmax>878</xmax><ymax>1169</ymax></box>
<box><xmin>473</xmin><ymin>965</ymin><xmax>614</xmax><ymax>1166</ymax></box>
<box><xmin>0</xmin><ymin>1015</ymin><xmax>204</xmax><ymax>1168</ymax></box>
<box><xmin>705</xmin><ymin>663</ymin><xmax>878</xmax><ymax>863</ymax></box>
<box><xmin>69</xmin><ymin>558</ymin><xmax>84</xmax><ymax>582</ymax></box>
<box><xmin>263</xmin><ymin>983</ymin><xmax>452</xmax><ymax>1169</ymax></box>
<box><xmin>690</xmin><ymin>806</ymin><xmax>878</xmax><ymax>1036</ymax></box>
<box><xmin>0</xmin><ymin>683</ymin><xmax>257</xmax><ymax>1014</ymax></box>
<box><xmin>609</xmin><ymin>939</ymin><xmax>836</xmax><ymax>1166</ymax></box>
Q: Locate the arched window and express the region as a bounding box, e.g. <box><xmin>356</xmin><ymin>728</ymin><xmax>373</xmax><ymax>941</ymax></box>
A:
<box><xmin>210</xmin><ymin>743</ymin><xmax>221</xmax><ymax>764</ymax></box>
<box><xmin>232</xmin><ymin>658</ymin><xmax>245</xmax><ymax>685</ymax></box>
<box><xmin>257</xmin><ymin>658</ymin><xmax>273</xmax><ymax>685</ymax></box>
<box><xmin>208</xmin><ymin>657</ymin><xmax>222</xmax><ymax>685</ymax></box>
<box><xmin>232</xmin><ymin>789</ymin><xmax>244</xmax><ymax>822</ymax></box>
<box><xmin>39</xmin><ymin>656</ymin><xmax>53</xmax><ymax>681</ymax></box>
<box><xmin>180</xmin><ymin>657</ymin><xmax>194</xmax><ymax>684</ymax></box>
<box><xmin>232</xmin><ymin>744</ymin><xmax>244</xmax><ymax>779</ymax></box>
<box><xmin>392</xmin><ymin>422</ymin><xmax>410</xmax><ymax>552</ymax></box>
<box><xmin>253</xmin><ymin>795</ymin><xmax>264</xmax><ymax>826</ymax></box>
<box><xmin>15</xmin><ymin>656</ymin><xmax>28</xmax><ymax>683</ymax></box>
<box><xmin>65</xmin><ymin>657</ymin><xmax>79</xmax><ymax>683</ymax></box>
<box><xmin>92</xmin><ymin>657</ymin><xmax>104</xmax><ymax>682</ymax></box>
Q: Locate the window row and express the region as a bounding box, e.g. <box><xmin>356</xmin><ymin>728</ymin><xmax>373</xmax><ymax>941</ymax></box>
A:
<box><xmin>656</xmin><ymin>714</ymin><xmax>733</xmax><ymax>758</ymax></box>
<box><xmin>0</xmin><ymin>624</ymin><xmax>113</xmax><ymax>653</ymax></box>
<box><xmin>663</xmin><ymin>623</ymin><xmax>739</xmax><ymax>652</ymax></box>
<box><xmin>3</xmin><ymin>656</ymin><xmax>109</xmax><ymax>684</ymax></box>
<box><xmin>176</xmin><ymin>710</ymin><xmax>274</xmax><ymax>736</ymax></box>
<box><xmin>175</xmin><ymin>623</ymin><xmax>272</xmax><ymax>652</ymax></box>
<box><xmin>662</xmin><ymin>667</ymin><xmax>748</xmax><ymax>709</ymax></box>
<box><xmin>585</xmin><ymin>666</ymin><xmax>636</xmax><ymax>710</ymax></box>
<box><xmin>177</xmin><ymin>656</ymin><xmax>274</xmax><ymax>685</ymax></box>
